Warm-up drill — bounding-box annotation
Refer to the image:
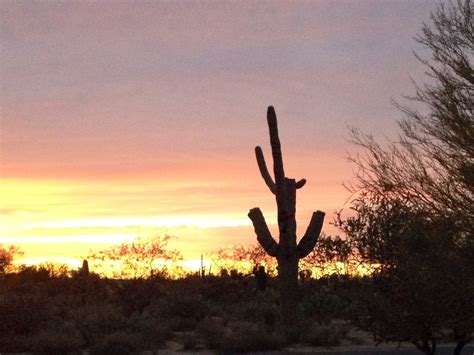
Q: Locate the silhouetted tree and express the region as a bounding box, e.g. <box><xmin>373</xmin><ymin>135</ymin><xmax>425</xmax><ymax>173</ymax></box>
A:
<box><xmin>248</xmin><ymin>106</ymin><xmax>325</xmax><ymax>341</ymax></box>
<box><xmin>212</xmin><ymin>244</ymin><xmax>276</xmax><ymax>276</ymax></box>
<box><xmin>88</xmin><ymin>235</ymin><xmax>182</xmax><ymax>279</ymax></box>
<box><xmin>349</xmin><ymin>0</ymin><xmax>473</xmax><ymax>236</ymax></box>
<box><xmin>0</xmin><ymin>244</ymin><xmax>23</xmax><ymax>274</ymax></box>
<box><xmin>299</xmin><ymin>234</ymin><xmax>358</xmax><ymax>278</ymax></box>
<box><xmin>341</xmin><ymin>1</ymin><xmax>473</xmax><ymax>352</ymax></box>
<box><xmin>336</xmin><ymin>193</ymin><xmax>474</xmax><ymax>354</ymax></box>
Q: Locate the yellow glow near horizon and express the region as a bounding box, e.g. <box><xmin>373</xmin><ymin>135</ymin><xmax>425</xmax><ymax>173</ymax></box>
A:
<box><xmin>14</xmin><ymin>257</ymin><xmax>214</xmax><ymax>277</ymax></box>
<box><xmin>2</xmin><ymin>177</ymin><xmax>361</xmax><ymax>279</ymax></box>
<box><xmin>0</xmin><ymin>234</ymin><xmax>135</xmax><ymax>244</ymax></box>
<box><xmin>1</xmin><ymin>154</ymin><xmax>349</xmax><ymax>266</ymax></box>
<box><xmin>32</xmin><ymin>216</ymin><xmax>251</xmax><ymax>229</ymax></box>
<box><xmin>15</xmin><ymin>258</ymin><xmax>83</xmax><ymax>269</ymax></box>
<box><xmin>1</xmin><ymin>177</ymin><xmax>262</xmax><ymax>265</ymax></box>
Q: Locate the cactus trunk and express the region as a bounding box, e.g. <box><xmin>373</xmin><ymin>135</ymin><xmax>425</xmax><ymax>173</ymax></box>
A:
<box><xmin>248</xmin><ymin>106</ymin><xmax>325</xmax><ymax>342</ymax></box>
<box><xmin>278</xmin><ymin>251</ymin><xmax>299</xmax><ymax>339</ymax></box>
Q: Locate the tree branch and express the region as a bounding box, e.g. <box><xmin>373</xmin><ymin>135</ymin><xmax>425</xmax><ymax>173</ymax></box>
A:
<box><xmin>248</xmin><ymin>207</ymin><xmax>279</xmax><ymax>257</ymax></box>
<box><xmin>297</xmin><ymin>211</ymin><xmax>325</xmax><ymax>258</ymax></box>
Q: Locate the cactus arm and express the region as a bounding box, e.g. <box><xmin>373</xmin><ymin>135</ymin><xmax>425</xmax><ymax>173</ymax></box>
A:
<box><xmin>255</xmin><ymin>146</ymin><xmax>276</xmax><ymax>194</ymax></box>
<box><xmin>267</xmin><ymin>106</ymin><xmax>285</xmax><ymax>186</ymax></box>
<box><xmin>295</xmin><ymin>179</ymin><xmax>306</xmax><ymax>189</ymax></box>
<box><xmin>248</xmin><ymin>207</ymin><xmax>279</xmax><ymax>257</ymax></box>
<box><xmin>297</xmin><ymin>210</ymin><xmax>325</xmax><ymax>258</ymax></box>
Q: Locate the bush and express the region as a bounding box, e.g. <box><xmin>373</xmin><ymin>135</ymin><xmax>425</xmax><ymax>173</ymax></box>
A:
<box><xmin>301</xmin><ymin>322</ymin><xmax>350</xmax><ymax>346</ymax></box>
<box><xmin>196</xmin><ymin>317</ymin><xmax>227</xmax><ymax>348</ymax></box>
<box><xmin>0</xmin><ymin>295</ymin><xmax>49</xmax><ymax>345</ymax></box>
<box><xmin>298</xmin><ymin>287</ymin><xmax>349</xmax><ymax>324</ymax></box>
<box><xmin>129</xmin><ymin>312</ymin><xmax>172</xmax><ymax>347</ymax></box>
<box><xmin>156</xmin><ymin>291</ymin><xmax>210</xmax><ymax>331</ymax></box>
<box><xmin>228</xmin><ymin>289</ymin><xmax>279</xmax><ymax>324</ymax></box>
<box><xmin>72</xmin><ymin>304</ymin><xmax>129</xmax><ymax>346</ymax></box>
<box><xmin>221</xmin><ymin>322</ymin><xmax>283</xmax><ymax>352</ymax></box>
<box><xmin>181</xmin><ymin>332</ymin><xmax>199</xmax><ymax>350</ymax></box>
<box><xmin>27</xmin><ymin>325</ymin><xmax>84</xmax><ymax>353</ymax></box>
<box><xmin>89</xmin><ymin>331</ymin><xmax>138</xmax><ymax>354</ymax></box>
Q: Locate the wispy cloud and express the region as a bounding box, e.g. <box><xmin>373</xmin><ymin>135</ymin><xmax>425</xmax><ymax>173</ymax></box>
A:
<box><xmin>1</xmin><ymin>0</ymin><xmax>435</xmax><ymax>263</ymax></box>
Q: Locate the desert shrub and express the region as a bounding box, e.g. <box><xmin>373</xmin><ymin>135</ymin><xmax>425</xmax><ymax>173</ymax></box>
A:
<box><xmin>109</xmin><ymin>278</ymin><xmax>163</xmax><ymax>316</ymax></box>
<box><xmin>88</xmin><ymin>235</ymin><xmax>182</xmax><ymax>279</ymax></box>
<box><xmin>68</xmin><ymin>272</ymin><xmax>109</xmax><ymax>306</ymax></box>
<box><xmin>0</xmin><ymin>295</ymin><xmax>48</xmax><ymax>339</ymax></box>
<box><xmin>181</xmin><ymin>332</ymin><xmax>199</xmax><ymax>350</ymax></box>
<box><xmin>26</xmin><ymin>324</ymin><xmax>84</xmax><ymax>353</ymax></box>
<box><xmin>0</xmin><ymin>244</ymin><xmax>23</xmax><ymax>274</ymax></box>
<box><xmin>254</xmin><ymin>299</ymin><xmax>279</xmax><ymax>328</ymax></box>
<box><xmin>301</xmin><ymin>322</ymin><xmax>350</xmax><ymax>346</ymax></box>
<box><xmin>298</xmin><ymin>285</ymin><xmax>349</xmax><ymax>325</ymax></box>
<box><xmin>72</xmin><ymin>304</ymin><xmax>129</xmax><ymax>346</ymax></box>
<box><xmin>259</xmin><ymin>303</ymin><xmax>278</xmax><ymax>332</ymax></box>
<box><xmin>175</xmin><ymin>330</ymin><xmax>205</xmax><ymax>350</ymax></box>
<box><xmin>72</xmin><ymin>304</ymin><xmax>171</xmax><ymax>352</ymax></box>
<box><xmin>196</xmin><ymin>317</ymin><xmax>227</xmax><ymax>348</ymax></box>
<box><xmin>220</xmin><ymin>321</ymin><xmax>283</xmax><ymax>352</ymax></box>
<box><xmin>15</xmin><ymin>264</ymin><xmax>51</xmax><ymax>282</ymax></box>
<box><xmin>235</xmin><ymin>299</ymin><xmax>260</xmax><ymax>322</ymax></box>
<box><xmin>228</xmin><ymin>289</ymin><xmax>279</xmax><ymax>324</ymax></box>
<box><xmin>128</xmin><ymin>312</ymin><xmax>172</xmax><ymax>347</ymax></box>
<box><xmin>196</xmin><ymin>276</ymin><xmax>245</xmax><ymax>304</ymax></box>
<box><xmin>158</xmin><ymin>292</ymin><xmax>210</xmax><ymax>321</ymax></box>
<box><xmin>197</xmin><ymin>318</ymin><xmax>282</xmax><ymax>351</ymax></box>
<box><xmin>169</xmin><ymin>315</ymin><xmax>201</xmax><ymax>331</ymax></box>
<box><xmin>89</xmin><ymin>331</ymin><xmax>139</xmax><ymax>354</ymax></box>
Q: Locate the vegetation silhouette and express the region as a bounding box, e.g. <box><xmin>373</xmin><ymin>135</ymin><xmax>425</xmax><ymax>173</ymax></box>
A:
<box><xmin>0</xmin><ymin>244</ymin><xmax>23</xmax><ymax>274</ymax></box>
<box><xmin>1</xmin><ymin>0</ymin><xmax>472</xmax><ymax>353</ymax></box>
<box><xmin>248</xmin><ymin>106</ymin><xmax>325</xmax><ymax>340</ymax></box>
<box><xmin>336</xmin><ymin>195</ymin><xmax>474</xmax><ymax>355</ymax></box>
<box><xmin>253</xmin><ymin>265</ymin><xmax>268</xmax><ymax>293</ymax></box>
<box><xmin>336</xmin><ymin>0</ymin><xmax>473</xmax><ymax>353</ymax></box>
<box><xmin>212</xmin><ymin>243</ymin><xmax>277</xmax><ymax>276</ymax></box>
<box><xmin>0</xmin><ymin>243</ymin><xmax>358</xmax><ymax>352</ymax></box>
<box><xmin>88</xmin><ymin>235</ymin><xmax>183</xmax><ymax>279</ymax></box>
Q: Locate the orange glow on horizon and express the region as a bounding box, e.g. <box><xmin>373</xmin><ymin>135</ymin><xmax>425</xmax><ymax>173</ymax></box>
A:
<box><xmin>14</xmin><ymin>257</ymin><xmax>213</xmax><ymax>278</ymax></box>
<box><xmin>2</xmin><ymin>0</ymin><xmax>433</xmax><ymax>279</ymax></box>
<box><xmin>1</xmin><ymin>152</ymin><xmax>351</xmax><ymax>265</ymax></box>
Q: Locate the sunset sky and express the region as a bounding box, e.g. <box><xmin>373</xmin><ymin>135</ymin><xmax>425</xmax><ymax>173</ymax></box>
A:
<box><xmin>1</xmin><ymin>1</ymin><xmax>434</xmax><ymax>267</ymax></box>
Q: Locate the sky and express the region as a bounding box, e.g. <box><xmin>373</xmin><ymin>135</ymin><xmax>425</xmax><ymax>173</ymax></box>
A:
<box><xmin>1</xmin><ymin>0</ymin><xmax>435</xmax><ymax>267</ymax></box>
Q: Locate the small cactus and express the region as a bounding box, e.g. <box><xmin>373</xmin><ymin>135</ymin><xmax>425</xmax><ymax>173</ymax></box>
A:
<box><xmin>81</xmin><ymin>259</ymin><xmax>89</xmax><ymax>276</ymax></box>
<box><xmin>248</xmin><ymin>106</ymin><xmax>325</xmax><ymax>340</ymax></box>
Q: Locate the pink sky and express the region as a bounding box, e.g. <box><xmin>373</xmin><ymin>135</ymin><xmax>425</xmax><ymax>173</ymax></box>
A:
<box><xmin>1</xmin><ymin>0</ymin><xmax>435</xmax><ymax>264</ymax></box>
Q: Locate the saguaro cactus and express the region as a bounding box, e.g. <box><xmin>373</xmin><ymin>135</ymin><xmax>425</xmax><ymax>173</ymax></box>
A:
<box><xmin>248</xmin><ymin>106</ymin><xmax>325</xmax><ymax>339</ymax></box>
